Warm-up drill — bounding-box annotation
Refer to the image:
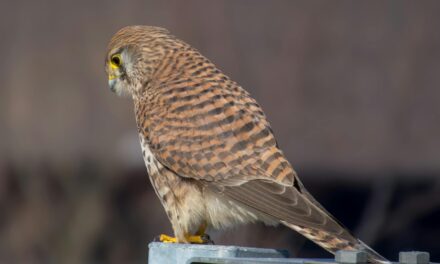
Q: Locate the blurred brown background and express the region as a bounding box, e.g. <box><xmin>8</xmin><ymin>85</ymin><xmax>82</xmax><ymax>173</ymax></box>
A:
<box><xmin>1</xmin><ymin>0</ymin><xmax>439</xmax><ymax>263</ymax></box>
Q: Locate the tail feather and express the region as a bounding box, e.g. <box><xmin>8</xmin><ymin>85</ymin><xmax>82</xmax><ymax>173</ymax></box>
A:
<box><xmin>357</xmin><ymin>239</ymin><xmax>391</xmax><ymax>264</ymax></box>
<box><xmin>281</xmin><ymin>221</ymin><xmax>389</xmax><ymax>264</ymax></box>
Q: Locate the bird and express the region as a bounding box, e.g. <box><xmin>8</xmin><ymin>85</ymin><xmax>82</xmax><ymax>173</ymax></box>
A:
<box><xmin>105</xmin><ymin>25</ymin><xmax>389</xmax><ymax>263</ymax></box>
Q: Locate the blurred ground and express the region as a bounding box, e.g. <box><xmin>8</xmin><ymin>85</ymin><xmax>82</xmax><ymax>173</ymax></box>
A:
<box><xmin>0</xmin><ymin>0</ymin><xmax>439</xmax><ymax>263</ymax></box>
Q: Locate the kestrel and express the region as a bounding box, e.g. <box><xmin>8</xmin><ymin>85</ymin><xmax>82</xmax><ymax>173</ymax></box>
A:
<box><xmin>105</xmin><ymin>25</ymin><xmax>388</xmax><ymax>263</ymax></box>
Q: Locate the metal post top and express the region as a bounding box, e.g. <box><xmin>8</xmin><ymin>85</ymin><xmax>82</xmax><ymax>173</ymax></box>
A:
<box><xmin>148</xmin><ymin>241</ymin><xmax>288</xmax><ymax>256</ymax></box>
<box><xmin>148</xmin><ymin>242</ymin><xmax>437</xmax><ymax>264</ymax></box>
<box><xmin>335</xmin><ymin>250</ymin><xmax>368</xmax><ymax>264</ymax></box>
<box><xmin>399</xmin><ymin>252</ymin><xmax>430</xmax><ymax>264</ymax></box>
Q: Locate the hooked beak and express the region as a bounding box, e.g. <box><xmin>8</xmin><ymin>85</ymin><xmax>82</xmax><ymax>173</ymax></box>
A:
<box><xmin>108</xmin><ymin>74</ymin><xmax>117</xmax><ymax>92</ymax></box>
<box><xmin>108</xmin><ymin>79</ymin><xmax>116</xmax><ymax>92</ymax></box>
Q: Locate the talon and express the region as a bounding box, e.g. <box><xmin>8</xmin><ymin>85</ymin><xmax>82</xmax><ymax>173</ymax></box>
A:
<box><xmin>201</xmin><ymin>234</ymin><xmax>215</xmax><ymax>245</ymax></box>
<box><xmin>184</xmin><ymin>234</ymin><xmax>214</xmax><ymax>244</ymax></box>
<box><xmin>157</xmin><ymin>234</ymin><xmax>213</xmax><ymax>244</ymax></box>
<box><xmin>185</xmin><ymin>235</ymin><xmax>205</xmax><ymax>244</ymax></box>
<box><xmin>159</xmin><ymin>234</ymin><xmax>177</xmax><ymax>243</ymax></box>
<box><xmin>157</xmin><ymin>221</ymin><xmax>214</xmax><ymax>244</ymax></box>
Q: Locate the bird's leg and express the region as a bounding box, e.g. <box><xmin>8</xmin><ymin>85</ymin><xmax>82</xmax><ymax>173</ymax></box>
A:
<box><xmin>195</xmin><ymin>221</ymin><xmax>207</xmax><ymax>236</ymax></box>
<box><xmin>159</xmin><ymin>222</ymin><xmax>213</xmax><ymax>244</ymax></box>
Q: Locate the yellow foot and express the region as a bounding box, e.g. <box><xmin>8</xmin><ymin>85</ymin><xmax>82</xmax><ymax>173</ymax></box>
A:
<box><xmin>159</xmin><ymin>234</ymin><xmax>177</xmax><ymax>243</ymax></box>
<box><xmin>159</xmin><ymin>234</ymin><xmax>210</xmax><ymax>244</ymax></box>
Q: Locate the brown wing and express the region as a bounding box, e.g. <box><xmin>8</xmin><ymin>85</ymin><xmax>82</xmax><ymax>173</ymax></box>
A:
<box><xmin>140</xmin><ymin>76</ymin><xmax>355</xmax><ymax>242</ymax></box>
<box><xmin>214</xmin><ymin>180</ymin><xmax>355</xmax><ymax>240</ymax></box>
<box><xmin>142</xmin><ymin>76</ymin><xmax>295</xmax><ymax>185</ymax></box>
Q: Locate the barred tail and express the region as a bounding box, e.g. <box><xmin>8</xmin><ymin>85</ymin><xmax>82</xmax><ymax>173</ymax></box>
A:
<box><xmin>281</xmin><ymin>221</ymin><xmax>390</xmax><ymax>264</ymax></box>
<box><xmin>357</xmin><ymin>239</ymin><xmax>390</xmax><ymax>264</ymax></box>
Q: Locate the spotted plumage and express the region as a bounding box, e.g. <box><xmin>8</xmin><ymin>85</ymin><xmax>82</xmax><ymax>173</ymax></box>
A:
<box><xmin>105</xmin><ymin>25</ymin><xmax>388</xmax><ymax>263</ymax></box>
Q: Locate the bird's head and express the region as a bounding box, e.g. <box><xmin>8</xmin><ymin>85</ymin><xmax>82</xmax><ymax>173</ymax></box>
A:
<box><xmin>105</xmin><ymin>25</ymin><xmax>173</xmax><ymax>97</ymax></box>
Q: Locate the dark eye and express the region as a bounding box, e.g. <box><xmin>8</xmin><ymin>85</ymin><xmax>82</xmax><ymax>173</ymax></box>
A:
<box><xmin>110</xmin><ymin>54</ymin><xmax>122</xmax><ymax>68</ymax></box>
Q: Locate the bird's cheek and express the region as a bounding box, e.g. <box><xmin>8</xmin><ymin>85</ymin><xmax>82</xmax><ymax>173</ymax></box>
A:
<box><xmin>110</xmin><ymin>80</ymin><xmax>131</xmax><ymax>97</ymax></box>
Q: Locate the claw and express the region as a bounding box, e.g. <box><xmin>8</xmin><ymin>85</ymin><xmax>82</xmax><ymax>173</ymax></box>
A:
<box><xmin>185</xmin><ymin>235</ymin><xmax>205</xmax><ymax>244</ymax></box>
<box><xmin>201</xmin><ymin>234</ymin><xmax>215</xmax><ymax>245</ymax></box>
<box><xmin>158</xmin><ymin>222</ymin><xmax>214</xmax><ymax>244</ymax></box>
<box><xmin>159</xmin><ymin>234</ymin><xmax>177</xmax><ymax>243</ymax></box>
<box><xmin>158</xmin><ymin>233</ymin><xmax>214</xmax><ymax>244</ymax></box>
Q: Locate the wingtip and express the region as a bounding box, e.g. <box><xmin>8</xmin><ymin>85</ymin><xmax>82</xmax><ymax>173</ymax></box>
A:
<box><xmin>357</xmin><ymin>239</ymin><xmax>390</xmax><ymax>264</ymax></box>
